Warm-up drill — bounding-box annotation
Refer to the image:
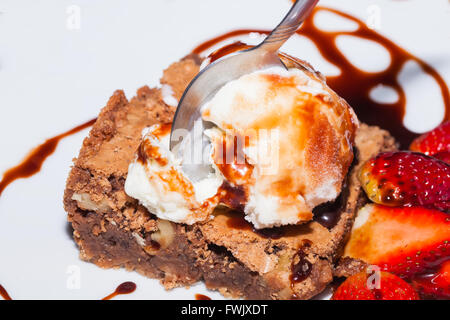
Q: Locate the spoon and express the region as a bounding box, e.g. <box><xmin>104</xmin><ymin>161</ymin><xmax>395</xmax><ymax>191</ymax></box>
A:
<box><xmin>169</xmin><ymin>0</ymin><xmax>319</xmax><ymax>181</ymax></box>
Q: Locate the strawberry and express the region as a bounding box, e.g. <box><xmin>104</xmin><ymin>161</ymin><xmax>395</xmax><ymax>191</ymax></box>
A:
<box><xmin>359</xmin><ymin>151</ymin><xmax>450</xmax><ymax>212</ymax></box>
<box><xmin>344</xmin><ymin>204</ymin><xmax>450</xmax><ymax>279</ymax></box>
<box><xmin>410</xmin><ymin>121</ymin><xmax>450</xmax><ymax>156</ymax></box>
<box><xmin>433</xmin><ymin>151</ymin><xmax>450</xmax><ymax>164</ymax></box>
<box><xmin>412</xmin><ymin>261</ymin><xmax>450</xmax><ymax>299</ymax></box>
<box><xmin>332</xmin><ymin>271</ymin><xmax>419</xmax><ymax>300</ymax></box>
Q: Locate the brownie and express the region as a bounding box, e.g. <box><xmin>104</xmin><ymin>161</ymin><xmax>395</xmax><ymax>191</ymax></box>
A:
<box><xmin>63</xmin><ymin>55</ymin><xmax>397</xmax><ymax>299</ymax></box>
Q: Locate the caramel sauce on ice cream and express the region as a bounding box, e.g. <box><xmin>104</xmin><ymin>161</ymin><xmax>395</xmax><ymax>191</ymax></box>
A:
<box><xmin>125</xmin><ymin>124</ymin><xmax>223</xmax><ymax>224</ymax></box>
<box><xmin>202</xmin><ymin>66</ymin><xmax>357</xmax><ymax>228</ymax></box>
<box><xmin>125</xmin><ymin>62</ymin><xmax>358</xmax><ymax>228</ymax></box>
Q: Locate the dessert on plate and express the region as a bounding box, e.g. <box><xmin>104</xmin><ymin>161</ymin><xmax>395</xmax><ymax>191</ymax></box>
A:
<box><xmin>63</xmin><ymin>53</ymin><xmax>399</xmax><ymax>299</ymax></box>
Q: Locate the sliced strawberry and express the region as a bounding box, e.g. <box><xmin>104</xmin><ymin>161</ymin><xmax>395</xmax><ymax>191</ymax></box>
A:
<box><xmin>433</xmin><ymin>151</ymin><xmax>450</xmax><ymax>164</ymax></box>
<box><xmin>359</xmin><ymin>151</ymin><xmax>450</xmax><ymax>212</ymax></box>
<box><xmin>410</xmin><ymin>121</ymin><xmax>450</xmax><ymax>156</ymax></box>
<box><xmin>332</xmin><ymin>271</ymin><xmax>419</xmax><ymax>300</ymax></box>
<box><xmin>344</xmin><ymin>204</ymin><xmax>450</xmax><ymax>279</ymax></box>
<box><xmin>412</xmin><ymin>261</ymin><xmax>450</xmax><ymax>299</ymax></box>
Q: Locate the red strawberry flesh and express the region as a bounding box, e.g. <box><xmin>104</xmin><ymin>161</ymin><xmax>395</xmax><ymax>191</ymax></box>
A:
<box><xmin>359</xmin><ymin>151</ymin><xmax>450</xmax><ymax>212</ymax></box>
<box><xmin>412</xmin><ymin>260</ymin><xmax>450</xmax><ymax>299</ymax></box>
<box><xmin>410</xmin><ymin>121</ymin><xmax>450</xmax><ymax>156</ymax></box>
<box><xmin>332</xmin><ymin>271</ymin><xmax>419</xmax><ymax>300</ymax></box>
<box><xmin>433</xmin><ymin>151</ymin><xmax>450</xmax><ymax>164</ymax></box>
<box><xmin>344</xmin><ymin>204</ymin><xmax>450</xmax><ymax>279</ymax></box>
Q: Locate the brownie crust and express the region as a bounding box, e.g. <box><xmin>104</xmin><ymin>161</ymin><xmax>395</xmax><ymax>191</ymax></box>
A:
<box><xmin>63</xmin><ymin>55</ymin><xmax>397</xmax><ymax>299</ymax></box>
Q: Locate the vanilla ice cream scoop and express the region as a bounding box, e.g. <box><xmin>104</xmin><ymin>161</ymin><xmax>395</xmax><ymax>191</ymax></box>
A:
<box><xmin>125</xmin><ymin>124</ymin><xmax>223</xmax><ymax>224</ymax></box>
<box><xmin>125</xmin><ymin>60</ymin><xmax>358</xmax><ymax>228</ymax></box>
<box><xmin>202</xmin><ymin>64</ymin><xmax>358</xmax><ymax>228</ymax></box>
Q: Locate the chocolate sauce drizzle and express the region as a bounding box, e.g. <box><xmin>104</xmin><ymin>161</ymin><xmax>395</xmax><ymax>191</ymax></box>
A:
<box><xmin>290</xmin><ymin>241</ymin><xmax>313</xmax><ymax>284</ymax></box>
<box><xmin>0</xmin><ymin>118</ymin><xmax>96</xmax><ymax>197</ymax></box>
<box><xmin>192</xmin><ymin>7</ymin><xmax>450</xmax><ymax>149</ymax></box>
<box><xmin>195</xmin><ymin>294</ymin><xmax>212</xmax><ymax>300</ymax></box>
<box><xmin>102</xmin><ymin>281</ymin><xmax>137</xmax><ymax>300</ymax></box>
<box><xmin>0</xmin><ymin>284</ymin><xmax>12</xmax><ymax>300</ymax></box>
<box><xmin>226</xmin><ymin>212</ymin><xmax>285</xmax><ymax>239</ymax></box>
<box><xmin>0</xmin><ymin>281</ymin><xmax>136</xmax><ymax>300</ymax></box>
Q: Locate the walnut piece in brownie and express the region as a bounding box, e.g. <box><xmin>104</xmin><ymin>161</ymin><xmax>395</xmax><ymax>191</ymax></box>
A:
<box><xmin>63</xmin><ymin>54</ymin><xmax>397</xmax><ymax>299</ymax></box>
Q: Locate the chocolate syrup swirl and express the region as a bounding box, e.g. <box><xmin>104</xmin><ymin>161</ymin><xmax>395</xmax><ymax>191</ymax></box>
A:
<box><xmin>192</xmin><ymin>7</ymin><xmax>450</xmax><ymax>149</ymax></box>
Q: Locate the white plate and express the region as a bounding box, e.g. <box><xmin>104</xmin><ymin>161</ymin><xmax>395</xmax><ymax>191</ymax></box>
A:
<box><xmin>0</xmin><ymin>0</ymin><xmax>449</xmax><ymax>300</ymax></box>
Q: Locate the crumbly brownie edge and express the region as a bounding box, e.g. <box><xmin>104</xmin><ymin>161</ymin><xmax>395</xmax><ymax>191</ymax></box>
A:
<box><xmin>66</xmin><ymin>199</ymin><xmax>273</xmax><ymax>299</ymax></box>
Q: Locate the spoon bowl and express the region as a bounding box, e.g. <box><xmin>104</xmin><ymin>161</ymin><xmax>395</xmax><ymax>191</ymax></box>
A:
<box><xmin>169</xmin><ymin>0</ymin><xmax>319</xmax><ymax>181</ymax></box>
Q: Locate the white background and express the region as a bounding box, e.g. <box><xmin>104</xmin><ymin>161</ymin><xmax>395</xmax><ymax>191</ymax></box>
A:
<box><xmin>0</xmin><ymin>0</ymin><xmax>449</xmax><ymax>299</ymax></box>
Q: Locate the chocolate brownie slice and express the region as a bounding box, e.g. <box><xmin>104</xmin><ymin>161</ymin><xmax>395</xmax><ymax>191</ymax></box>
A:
<box><xmin>63</xmin><ymin>55</ymin><xmax>397</xmax><ymax>299</ymax></box>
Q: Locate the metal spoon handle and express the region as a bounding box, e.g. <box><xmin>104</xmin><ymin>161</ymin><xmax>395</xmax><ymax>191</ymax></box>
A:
<box><xmin>260</xmin><ymin>0</ymin><xmax>319</xmax><ymax>52</ymax></box>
